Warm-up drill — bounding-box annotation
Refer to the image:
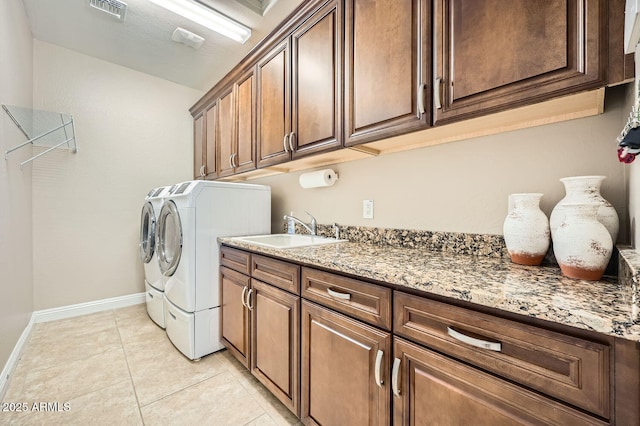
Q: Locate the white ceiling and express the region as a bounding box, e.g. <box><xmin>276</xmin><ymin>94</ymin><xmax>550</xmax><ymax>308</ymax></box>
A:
<box><xmin>21</xmin><ymin>0</ymin><xmax>304</xmax><ymax>91</ymax></box>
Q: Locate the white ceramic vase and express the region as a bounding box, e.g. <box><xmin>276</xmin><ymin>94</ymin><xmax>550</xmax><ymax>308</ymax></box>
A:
<box><xmin>503</xmin><ymin>193</ymin><xmax>550</xmax><ymax>266</ymax></box>
<box><xmin>553</xmin><ymin>203</ymin><xmax>613</xmax><ymax>281</ymax></box>
<box><xmin>549</xmin><ymin>175</ymin><xmax>619</xmax><ymax>244</ymax></box>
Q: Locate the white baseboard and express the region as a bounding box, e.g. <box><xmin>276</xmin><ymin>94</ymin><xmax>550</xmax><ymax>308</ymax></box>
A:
<box><xmin>33</xmin><ymin>292</ymin><xmax>145</xmax><ymax>323</ymax></box>
<box><xmin>0</xmin><ymin>313</ymin><xmax>35</xmax><ymax>401</ymax></box>
<box><xmin>0</xmin><ymin>293</ymin><xmax>145</xmax><ymax>400</ymax></box>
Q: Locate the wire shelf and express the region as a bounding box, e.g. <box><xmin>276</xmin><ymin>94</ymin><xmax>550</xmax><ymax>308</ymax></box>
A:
<box><xmin>3</xmin><ymin>104</ymin><xmax>78</xmax><ymax>168</ymax></box>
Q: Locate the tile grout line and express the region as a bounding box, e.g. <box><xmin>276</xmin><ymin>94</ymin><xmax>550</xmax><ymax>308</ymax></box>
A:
<box><xmin>113</xmin><ymin>308</ymin><xmax>148</xmax><ymax>426</ymax></box>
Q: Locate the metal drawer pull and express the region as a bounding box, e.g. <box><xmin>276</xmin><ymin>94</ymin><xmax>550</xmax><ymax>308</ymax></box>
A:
<box><xmin>434</xmin><ymin>77</ymin><xmax>443</xmax><ymax>109</ymax></box>
<box><xmin>417</xmin><ymin>83</ymin><xmax>426</xmax><ymax>114</ymax></box>
<box><xmin>374</xmin><ymin>350</ymin><xmax>384</xmax><ymax>387</ymax></box>
<box><xmin>327</xmin><ymin>288</ymin><xmax>351</xmax><ymax>301</ymax></box>
<box><xmin>241</xmin><ymin>286</ymin><xmax>248</xmax><ymax>308</ymax></box>
<box><xmin>392</xmin><ymin>358</ymin><xmax>401</xmax><ymax>397</ymax></box>
<box><xmin>447</xmin><ymin>327</ymin><xmax>502</xmax><ymax>352</ymax></box>
<box><xmin>246</xmin><ymin>288</ymin><xmax>254</xmax><ymax>310</ymax></box>
<box><xmin>288</xmin><ymin>132</ymin><xmax>295</xmax><ymax>152</ymax></box>
<box><xmin>283</xmin><ymin>134</ymin><xmax>289</xmax><ymax>153</ymax></box>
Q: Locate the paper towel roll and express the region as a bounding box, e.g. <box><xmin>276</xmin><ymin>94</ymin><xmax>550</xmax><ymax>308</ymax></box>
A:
<box><xmin>299</xmin><ymin>169</ymin><xmax>338</xmax><ymax>188</ymax></box>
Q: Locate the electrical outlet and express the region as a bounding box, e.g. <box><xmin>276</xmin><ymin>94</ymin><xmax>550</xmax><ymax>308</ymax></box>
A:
<box><xmin>363</xmin><ymin>199</ymin><xmax>374</xmax><ymax>219</ymax></box>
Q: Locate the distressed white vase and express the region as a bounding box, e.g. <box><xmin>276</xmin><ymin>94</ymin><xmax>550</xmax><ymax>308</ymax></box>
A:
<box><xmin>553</xmin><ymin>203</ymin><xmax>613</xmax><ymax>281</ymax></box>
<box><xmin>503</xmin><ymin>193</ymin><xmax>550</xmax><ymax>266</ymax></box>
<box><xmin>549</xmin><ymin>176</ymin><xmax>619</xmax><ymax>244</ymax></box>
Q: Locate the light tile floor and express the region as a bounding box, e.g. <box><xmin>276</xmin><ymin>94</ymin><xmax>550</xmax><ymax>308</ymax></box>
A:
<box><xmin>1</xmin><ymin>304</ymin><xmax>302</xmax><ymax>426</ymax></box>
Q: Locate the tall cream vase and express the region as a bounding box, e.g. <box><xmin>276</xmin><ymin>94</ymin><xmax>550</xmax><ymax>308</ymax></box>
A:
<box><xmin>552</xmin><ymin>203</ymin><xmax>613</xmax><ymax>280</ymax></box>
<box><xmin>549</xmin><ymin>175</ymin><xmax>619</xmax><ymax>244</ymax></box>
<box><xmin>503</xmin><ymin>193</ymin><xmax>550</xmax><ymax>266</ymax></box>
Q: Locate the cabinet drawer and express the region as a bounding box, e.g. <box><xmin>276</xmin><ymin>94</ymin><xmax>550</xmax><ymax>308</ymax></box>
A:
<box><xmin>302</xmin><ymin>268</ymin><xmax>391</xmax><ymax>330</ymax></box>
<box><xmin>252</xmin><ymin>254</ymin><xmax>300</xmax><ymax>294</ymax></box>
<box><xmin>220</xmin><ymin>246</ymin><xmax>251</xmax><ymax>275</ymax></box>
<box><xmin>394</xmin><ymin>291</ymin><xmax>610</xmax><ymax>418</ymax></box>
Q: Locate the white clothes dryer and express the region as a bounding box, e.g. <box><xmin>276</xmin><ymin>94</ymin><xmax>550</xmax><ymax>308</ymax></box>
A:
<box><xmin>156</xmin><ymin>180</ymin><xmax>270</xmax><ymax>359</ymax></box>
<box><xmin>139</xmin><ymin>186</ymin><xmax>169</xmax><ymax>328</ymax></box>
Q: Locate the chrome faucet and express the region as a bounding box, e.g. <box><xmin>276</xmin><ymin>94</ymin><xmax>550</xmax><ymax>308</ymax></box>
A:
<box><xmin>283</xmin><ymin>211</ymin><xmax>317</xmax><ymax>236</ymax></box>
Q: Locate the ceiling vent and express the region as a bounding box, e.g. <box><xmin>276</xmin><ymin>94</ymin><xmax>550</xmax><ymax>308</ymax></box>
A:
<box><xmin>88</xmin><ymin>0</ymin><xmax>128</xmax><ymax>22</ymax></box>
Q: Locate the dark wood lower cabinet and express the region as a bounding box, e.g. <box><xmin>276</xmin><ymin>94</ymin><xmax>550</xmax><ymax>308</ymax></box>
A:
<box><xmin>392</xmin><ymin>337</ymin><xmax>607</xmax><ymax>426</ymax></box>
<box><xmin>220</xmin><ymin>246</ymin><xmax>636</xmax><ymax>426</ymax></box>
<box><xmin>220</xmin><ymin>266</ymin><xmax>251</xmax><ymax>368</ymax></box>
<box><xmin>301</xmin><ymin>300</ymin><xmax>391</xmax><ymax>426</ymax></box>
<box><xmin>250</xmin><ymin>279</ymin><xmax>300</xmax><ymax>416</ymax></box>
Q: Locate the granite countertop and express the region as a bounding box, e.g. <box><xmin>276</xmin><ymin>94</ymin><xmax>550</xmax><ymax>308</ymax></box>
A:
<box><xmin>219</xmin><ymin>237</ymin><xmax>640</xmax><ymax>342</ymax></box>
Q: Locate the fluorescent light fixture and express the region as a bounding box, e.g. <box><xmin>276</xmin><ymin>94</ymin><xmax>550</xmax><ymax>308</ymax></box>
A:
<box><xmin>148</xmin><ymin>0</ymin><xmax>252</xmax><ymax>44</ymax></box>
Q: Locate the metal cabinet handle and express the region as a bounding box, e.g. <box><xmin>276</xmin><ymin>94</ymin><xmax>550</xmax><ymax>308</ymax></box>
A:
<box><xmin>246</xmin><ymin>288</ymin><xmax>254</xmax><ymax>310</ymax></box>
<box><xmin>200</xmin><ymin>165</ymin><xmax>205</xmax><ymax>177</ymax></box>
<box><xmin>229</xmin><ymin>154</ymin><xmax>234</xmax><ymax>169</ymax></box>
<box><xmin>241</xmin><ymin>286</ymin><xmax>249</xmax><ymax>308</ymax></box>
<box><xmin>232</xmin><ymin>153</ymin><xmax>238</xmax><ymax>168</ymax></box>
<box><xmin>417</xmin><ymin>83</ymin><xmax>426</xmax><ymax>114</ymax></box>
<box><xmin>374</xmin><ymin>350</ymin><xmax>384</xmax><ymax>387</ymax></box>
<box><xmin>392</xmin><ymin>358</ymin><xmax>401</xmax><ymax>397</ymax></box>
<box><xmin>288</xmin><ymin>132</ymin><xmax>295</xmax><ymax>152</ymax></box>
<box><xmin>447</xmin><ymin>327</ymin><xmax>502</xmax><ymax>352</ymax></box>
<box><xmin>434</xmin><ymin>77</ymin><xmax>443</xmax><ymax>109</ymax></box>
<box><xmin>283</xmin><ymin>134</ymin><xmax>289</xmax><ymax>153</ymax></box>
<box><xmin>327</xmin><ymin>288</ymin><xmax>351</xmax><ymax>301</ymax></box>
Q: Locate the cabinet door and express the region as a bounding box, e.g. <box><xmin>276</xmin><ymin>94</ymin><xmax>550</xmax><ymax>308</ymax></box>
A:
<box><xmin>204</xmin><ymin>103</ymin><xmax>217</xmax><ymax>179</ymax></box>
<box><xmin>220</xmin><ymin>266</ymin><xmax>251</xmax><ymax>368</ymax></box>
<box><xmin>392</xmin><ymin>337</ymin><xmax>606</xmax><ymax>426</ymax></box>
<box><xmin>344</xmin><ymin>0</ymin><xmax>430</xmax><ymax>146</ymax></box>
<box><xmin>301</xmin><ymin>300</ymin><xmax>391</xmax><ymax>426</ymax></box>
<box><xmin>291</xmin><ymin>0</ymin><xmax>342</xmax><ymax>158</ymax></box>
<box><xmin>235</xmin><ymin>68</ymin><xmax>257</xmax><ymax>173</ymax></box>
<box><xmin>250</xmin><ymin>279</ymin><xmax>300</xmax><ymax>416</ymax></box>
<box><xmin>193</xmin><ymin>112</ymin><xmax>205</xmax><ymax>179</ymax></box>
<box><xmin>257</xmin><ymin>39</ymin><xmax>291</xmax><ymax>168</ymax></box>
<box><xmin>433</xmin><ymin>0</ymin><xmax>606</xmax><ymax>124</ymax></box>
<box><xmin>217</xmin><ymin>87</ymin><xmax>235</xmax><ymax>178</ymax></box>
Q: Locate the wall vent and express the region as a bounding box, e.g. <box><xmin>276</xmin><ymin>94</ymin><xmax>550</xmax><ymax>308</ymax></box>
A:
<box><xmin>89</xmin><ymin>0</ymin><xmax>127</xmax><ymax>22</ymax></box>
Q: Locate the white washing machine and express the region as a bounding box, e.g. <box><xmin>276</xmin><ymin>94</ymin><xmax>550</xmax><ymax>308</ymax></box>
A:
<box><xmin>139</xmin><ymin>186</ymin><xmax>169</xmax><ymax>328</ymax></box>
<box><xmin>156</xmin><ymin>180</ymin><xmax>271</xmax><ymax>359</ymax></box>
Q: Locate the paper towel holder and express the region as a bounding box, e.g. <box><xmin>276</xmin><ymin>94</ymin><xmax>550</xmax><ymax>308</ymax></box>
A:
<box><xmin>299</xmin><ymin>168</ymin><xmax>339</xmax><ymax>189</ymax></box>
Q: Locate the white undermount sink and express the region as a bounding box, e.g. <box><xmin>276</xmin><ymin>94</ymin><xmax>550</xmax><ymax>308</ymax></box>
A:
<box><xmin>231</xmin><ymin>233</ymin><xmax>347</xmax><ymax>249</ymax></box>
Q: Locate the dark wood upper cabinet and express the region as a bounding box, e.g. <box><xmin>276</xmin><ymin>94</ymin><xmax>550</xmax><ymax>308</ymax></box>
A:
<box><xmin>257</xmin><ymin>0</ymin><xmax>342</xmax><ymax>168</ymax></box>
<box><xmin>344</xmin><ymin>0</ymin><xmax>431</xmax><ymax>146</ymax></box>
<box><xmin>433</xmin><ymin>0</ymin><xmax>607</xmax><ymax>124</ymax></box>
<box><xmin>257</xmin><ymin>39</ymin><xmax>291</xmax><ymax>168</ymax></box>
<box><xmin>193</xmin><ymin>103</ymin><xmax>218</xmax><ymax>180</ymax></box>
<box><xmin>193</xmin><ymin>112</ymin><xmax>205</xmax><ymax>179</ymax></box>
<box><xmin>291</xmin><ymin>0</ymin><xmax>343</xmax><ymax>158</ymax></box>
<box><xmin>217</xmin><ymin>68</ymin><xmax>257</xmax><ymax>178</ymax></box>
<box><xmin>217</xmin><ymin>86</ymin><xmax>235</xmax><ymax>177</ymax></box>
<box><xmin>235</xmin><ymin>70</ymin><xmax>256</xmax><ymax>173</ymax></box>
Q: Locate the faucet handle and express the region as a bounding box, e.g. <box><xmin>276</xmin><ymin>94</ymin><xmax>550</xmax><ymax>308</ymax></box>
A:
<box><xmin>305</xmin><ymin>211</ymin><xmax>316</xmax><ymax>224</ymax></box>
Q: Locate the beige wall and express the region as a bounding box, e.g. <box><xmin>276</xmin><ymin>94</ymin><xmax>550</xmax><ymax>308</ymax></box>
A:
<box><xmin>31</xmin><ymin>41</ymin><xmax>202</xmax><ymax>310</ymax></box>
<box><xmin>0</xmin><ymin>1</ymin><xmax>34</xmax><ymax>370</ymax></box>
<box><xmin>254</xmin><ymin>86</ymin><xmax>631</xmax><ymax>244</ymax></box>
